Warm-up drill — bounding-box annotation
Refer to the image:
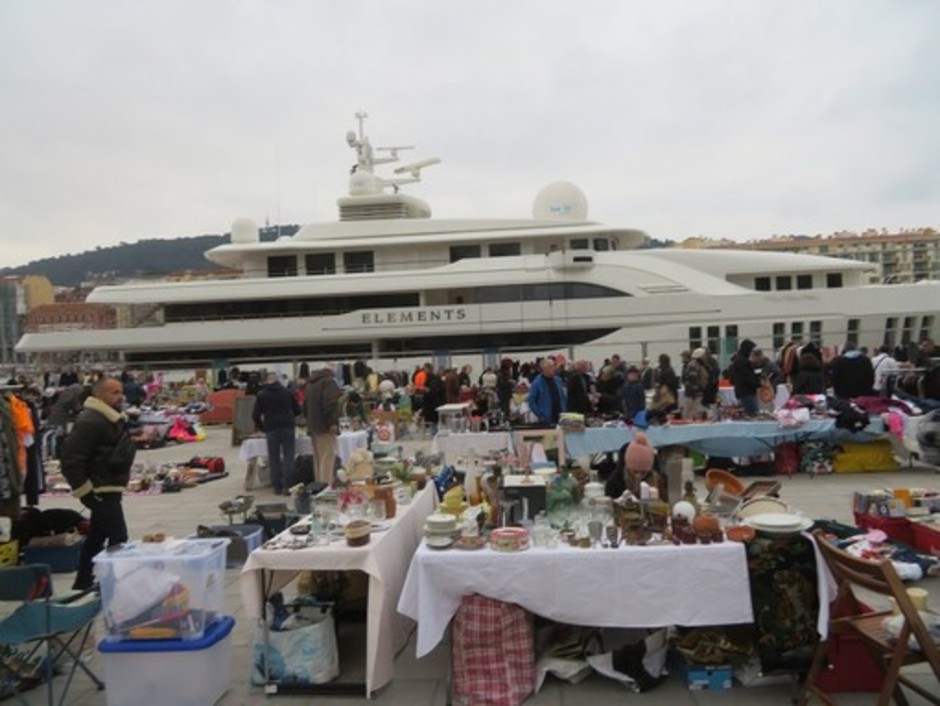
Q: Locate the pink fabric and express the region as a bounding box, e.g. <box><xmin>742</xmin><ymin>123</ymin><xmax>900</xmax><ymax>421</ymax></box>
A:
<box><xmin>452</xmin><ymin>594</ymin><xmax>535</xmax><ymax>706</ymax></box>
<box><xmin>886</xmin><ymin>411</ymin><xmax>906</xmax><ymax>440</ymax></box>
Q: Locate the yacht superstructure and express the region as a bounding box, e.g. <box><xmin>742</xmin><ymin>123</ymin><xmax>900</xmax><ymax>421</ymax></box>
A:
<box><xmin>17</xmin><ymin>115</ymin><xmax>940</xmax><ymax>368</ymax></box>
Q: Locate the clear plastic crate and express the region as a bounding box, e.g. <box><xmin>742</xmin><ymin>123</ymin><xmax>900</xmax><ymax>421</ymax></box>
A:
<box><xmin>94</xmin><ymin>538</ymin><xmax>228</xmax><ymax>642</ymax></box>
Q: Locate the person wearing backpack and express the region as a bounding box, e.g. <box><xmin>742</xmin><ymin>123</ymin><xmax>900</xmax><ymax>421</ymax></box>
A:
<box><xmin>60</xmin><ymin>377</ymin><xmax>137</xmax><ymax>591</ymax></box>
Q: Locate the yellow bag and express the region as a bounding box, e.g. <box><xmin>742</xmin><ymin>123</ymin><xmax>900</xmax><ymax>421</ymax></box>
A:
<box><xmin>832</xmin><ymin>440</ymin><xmax>898</xmax><ymax>473</ymax></box>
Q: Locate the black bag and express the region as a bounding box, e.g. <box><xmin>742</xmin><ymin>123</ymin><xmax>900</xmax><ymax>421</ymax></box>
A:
<box><xmin>295</xmin><ymin>455</ymin><xmax>315</xmax><ymax>485</ymax></box>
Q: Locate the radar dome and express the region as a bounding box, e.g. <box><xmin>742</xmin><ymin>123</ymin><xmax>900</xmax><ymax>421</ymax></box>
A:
<box><xmin>533</xmin><ymin>181</ymin><xmax>588</xmax><ymax>221</ymax></box>
<box><xmin>230</xmin><ymin>217</ymin><xmax>259</xmax><ymax>244</ymax></box>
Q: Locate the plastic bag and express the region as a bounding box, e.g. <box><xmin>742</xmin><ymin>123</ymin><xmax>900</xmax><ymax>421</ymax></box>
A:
<box><xmin>251</xmin><ymin>608</ymin><xmax>339</xmax><ymax>686</ymax></box>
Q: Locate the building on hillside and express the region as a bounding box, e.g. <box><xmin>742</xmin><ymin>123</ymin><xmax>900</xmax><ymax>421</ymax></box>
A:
<box><xmin>0</xmin><ymin>275</ymin><xmax>54</xmax><ymax>366</ymax></box>
<box><xmin>26</xmin><ymin>302</ymin><xmax>117</xmax><ymax>334</ymax></box>
<box><xmin>726</xmin><ymin>230</ymin><xmax>940</xmax><ymax>285</ymax></box>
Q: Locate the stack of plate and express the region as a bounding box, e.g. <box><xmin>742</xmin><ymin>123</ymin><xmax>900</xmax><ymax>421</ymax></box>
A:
<box><xmin>744</xmin><ymin>512</ymin><xmax>813</xmax><ymax>536</ymax></box>
<box><xmin>424</xmin><ymin>513</ymin><xmax>458</xmax><ymax>549</ymax></box>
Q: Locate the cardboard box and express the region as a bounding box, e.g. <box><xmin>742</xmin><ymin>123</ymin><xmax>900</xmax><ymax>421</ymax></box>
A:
<box><xmin>677</xmin><ymin>657</ymin><xmax>732</xmax><ymax>690</ymax></box>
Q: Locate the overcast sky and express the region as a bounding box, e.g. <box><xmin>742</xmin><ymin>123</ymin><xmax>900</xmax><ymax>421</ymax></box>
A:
<box><xmin>2</xmin><ymin>0</ymin><xmax>938</xmax><ymax>269</ymax></box>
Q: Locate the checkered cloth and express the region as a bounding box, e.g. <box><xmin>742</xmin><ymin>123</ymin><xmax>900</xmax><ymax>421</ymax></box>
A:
<box><xmin>452</xmin><ymin>594</ymin><xmax>535</xmax><ymax>706</ymax></box>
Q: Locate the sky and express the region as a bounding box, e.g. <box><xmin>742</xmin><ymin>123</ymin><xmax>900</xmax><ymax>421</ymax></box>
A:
<box><xmin>1</xmin><ymin>0</ymin><xmax>939</xmax><ymax>269</ymax></box>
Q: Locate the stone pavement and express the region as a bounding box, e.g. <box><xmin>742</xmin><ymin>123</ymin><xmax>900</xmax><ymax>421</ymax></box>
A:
<box><xmin>14</xmin><ymin>424</ymin><xmax>940</xmax><ymax>705</ymax></box>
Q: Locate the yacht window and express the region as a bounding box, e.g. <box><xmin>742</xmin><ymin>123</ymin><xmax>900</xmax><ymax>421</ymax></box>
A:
<box><xmin>810</xmin><ymin>320</ymin><xmax>822</xmax><ymax>344</ymax></box>
<box><xmin>772</xmin><ymin>322</ymin><xmax>786</xmax><ymax>350</ymax></box>
<box><xmin>570</xmin><ymin>238</ymin><xmax>589</xmax><ymax>250</ymax></box>
<box><xmin>755</xmin><ymin>277</ymin><xmax>771</xmax><ymax>291</ymax></box>
<box><xmin>776</xmin><ymin>275</ymin><xmax>792</xmax><ymax>291</ymax></box>
<box><xmin>489</xmin><ymin>242</ymin><xmax>521</xmax><ymax>257</ymax></box>
<box><xmin>797</xmin><ymin>274</ymin><xmax>812</xmax><ymax>290</ymax></box>
<box><xmin>884</xmin><ymin>316</ymin><xmax>898</xmax><ymax>349</ymax></box>
<box><xmin>902</xmin><ymin>316</ymin><xmax>916</xmax><ymax>345</ymax></box>
<box><xmin>826</xmin><ymin>272</ymin><xmax>843</xmax><ymax>288</ymax></box>
<box><xmin>921</xmin><ymin>315</ymin><xmax>935</xmax><ymax>342</ymax></box>
<box><xmin>593</xmin><ymin>238</ymin><xmax>610</xmax><ymax>251</ymax></box>
<box><xmin>344</xmin><ymin>251</ymin><xmax>374</xmax><ymax>273</ymax></box>
<box><xmin>477</xmin><ymin>285</ymin><xmax>522</xmax><ymax>304</ymax></box>
<box><xmin>566</xmin><ymin>283</ymin><xmax>624</xmax><ymax>299</ymax></box>
<box><xmin>707</xmin><ymin>326</ymin><xmax>720</xmax><ymax>354</ymax></box>
<box><xmin>305</xmin><ymin>253</ymin><xmax>336</xmax><ymax>276</ymax></box>
<box><xmin>791</xmin><ymin>322</ymin><xmax>804</xmax><ymax>339</ymax></box>
<box><xmin>688</xmin><ymin>327</ymin><xmax>703</xmax><ymax>350</ymax></box>
<box><xmin>847</xmin><ymin>318</ymin><xmax>860</xmax><ymax>346</ymax></box>
<box><xmin>450</xmin><ymin>245</ymin><xmax>482</xmax><ymax>263</ymax></box>
<box><xmin>267</xmin><ymin>255</ymin><xmax>297</xmax><ymax>278</ymax></box>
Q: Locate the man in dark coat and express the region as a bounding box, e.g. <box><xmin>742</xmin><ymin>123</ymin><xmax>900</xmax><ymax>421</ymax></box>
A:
<box><xmin>730</xmin><ymin>339</ymin><xmax>760</xmax><ymax>416</ymax></box>
<box><xmin>253</xmin><ymin>373</ymin><xmax>302</xmax><ymax>494</ymax></box>
<box><xmin>830</xmin><ymin>341</ymin><xmax>874</xmax><ymax>400</ymax></box>
<box><xmin>565</xmin><ymin>360</ymin><xmax>594</xmax><ymax>416</ymax></box>
<box><xmin>305</xmin><ymin>367</ymin><xmax>341</xmax><ymax>486</ymax></box>
<box><xmin>60</xmin><ymin>377</ymin><xmax>136</xmax><ymax>590</ymax></box>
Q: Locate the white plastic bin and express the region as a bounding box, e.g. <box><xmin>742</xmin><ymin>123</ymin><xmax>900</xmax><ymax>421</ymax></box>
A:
<box><xmin>98</xmin><ymin>615</ymin><xmax>234</xmax><ymax>706</ymax></box>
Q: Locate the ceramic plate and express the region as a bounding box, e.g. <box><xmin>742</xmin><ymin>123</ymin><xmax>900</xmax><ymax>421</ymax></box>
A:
<box><xmin>736</xmin><ymin>498</ymin><xmax>788</xmax><ymax>519</ymax></box>
<box><xmin>745</xmin><ymin>515</ymin><xmax>814</xmax><ymax>536</ymax></box>
<box><xmin>746</xmin><ymin>512</ymin><xmax>802</xmax><ymax>529</ymax></box>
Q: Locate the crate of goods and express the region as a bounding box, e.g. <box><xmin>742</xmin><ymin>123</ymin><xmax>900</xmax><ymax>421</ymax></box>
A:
<box><xmin>189</xmin><ymin>523</ymin><xmax>263</xmax><ymax>567</ymax></box>
<box><xmin>94</xmin><ymin>538</ymin><xmax>228</xmax><ymax>642</ymax></box>
<box><xmin>22</xmin><ymin>536</ymin><xmax>84</xmax><ymax>572</ymax></box>
<box><xmin>853</xmin><ymin>512</ymin><xmax>915</xmax><ymax>547</ymax></box>
<box><xmin>677</xmin><ymin>656</ymin><xmax>732</xmax><ymax>690</ymax></box>
<box><xmin>98</xmin><ymin>614</ymin><xmax>234</xmax><ymax>706</ymax></box>
<box><xmin>912</xmin><ymin>521</ymin><xmax>940</xmax><ymax>554</ymax></box>
<box><xmin>0</xmin><ymin>539</ymin><xmax>18</xmax><ymax>567</ymax></box>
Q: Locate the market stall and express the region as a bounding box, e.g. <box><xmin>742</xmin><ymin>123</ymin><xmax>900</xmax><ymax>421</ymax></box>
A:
<box><xmin>240</xmin><ymin>484</ymin><xmax>436</xmax><ymax>697</ymax></box>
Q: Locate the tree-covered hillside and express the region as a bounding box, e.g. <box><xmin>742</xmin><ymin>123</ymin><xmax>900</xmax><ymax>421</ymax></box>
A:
<box><xmin>1</xmin><ymin>226</ymin><xmax>298</xmax><ymax>286</ymax></box>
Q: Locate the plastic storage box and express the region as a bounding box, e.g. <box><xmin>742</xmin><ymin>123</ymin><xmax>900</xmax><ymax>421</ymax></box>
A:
<box><xmin>677</xmin><ymin>656</ymin><xmax>732</xmax><ymax>690</ymax></box>
<box><xmin>94</xmin><ymin>538</ymin><xmax>228</xmax><ymax>642</ymax></box>
<box><xmin>912</xmin><ymin>521</ymin><xmax>940</xmax><ymax>554</ymax></box>
<box><xmin>98</xmin><ymin>614</ymin><xmax>234</xmax><ymax>706</ymax></box>
<box><xmin>853</xmin><ymin>512</ymin><xmax>915</xmax><ymax>546</ymax></box>
<box><xmin>22</xmin><ymin>538</ymin><xmax>84</xmax><ymax>572</ymax></box>
<box><xmin>188</xmin><ymin>523</ymin><xmax>263</xmax><ymax>567</ymax></box>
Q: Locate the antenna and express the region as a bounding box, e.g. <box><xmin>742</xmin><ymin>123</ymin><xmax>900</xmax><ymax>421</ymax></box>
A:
<box><xmin>393</xmin><ymin>157</ymin><xmax>441</xmax><ymax>178</ymax></box>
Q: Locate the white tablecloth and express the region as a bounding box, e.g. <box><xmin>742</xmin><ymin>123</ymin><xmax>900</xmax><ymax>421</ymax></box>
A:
<box><xmin>240</xmin><ymin>485</ymin><xmax>437</xmax><ymax>696</ymax></box>
<box><xmin>336</xmin><ymin>430</ymin><xmax>369</xmax><ymax>465</ymax></box>
<box><xmin>239</xmin><ymin>431</ymin><xmax>369</xmax><ymax>465</ymax></box>
<box><xmin>430</xmin><ymin>431</ymin><xmax>513</xmax><ymax>461</ymax></box>
<box><xmin>398</xmin><ymin>540</ymin><xmax>753</xmax><ymax>658</ymax></box>
<box><xmin>238</xmin><ymin>435</ymin><xmax>313</xmax><ymax>462</ymax></box>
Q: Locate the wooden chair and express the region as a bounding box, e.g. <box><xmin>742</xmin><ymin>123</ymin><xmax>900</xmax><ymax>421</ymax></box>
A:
<box><xmin>797</xmin><ymin>529</ymin><xmax>940</xmax><ymax>705</ymax></box>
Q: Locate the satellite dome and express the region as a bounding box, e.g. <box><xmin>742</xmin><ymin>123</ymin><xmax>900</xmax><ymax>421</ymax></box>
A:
<box><xmin>230</xmin><ymin>217</ymin><xmax>259</xmax><ymax>244</ymax></box>
<box><xmin>533</xmin><ymin>181</ymin><xmax>588</xmax><ymax>221</ymax></box>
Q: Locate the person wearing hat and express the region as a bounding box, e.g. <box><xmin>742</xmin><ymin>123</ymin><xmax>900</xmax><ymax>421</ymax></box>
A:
<box><xmin>681</xmin><ymin>348</ymin><xmax>709</xmax><ymax>420</ymax></box>
<box><xmin>604</xmin><ymin>432</ymin><xmax>667</xmax><ymax>501</ymax></box>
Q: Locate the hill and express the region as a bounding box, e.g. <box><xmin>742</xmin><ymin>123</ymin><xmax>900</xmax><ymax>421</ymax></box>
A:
<box><xmin>0</xmin><ymin>226</ymin><xmax>298</xmax><ymax>287</ymax></box>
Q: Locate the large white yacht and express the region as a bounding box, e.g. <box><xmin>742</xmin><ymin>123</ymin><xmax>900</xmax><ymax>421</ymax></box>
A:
<box><xmin>17</xmin><ymin>115</ymin><xmax>940</xmax><ymax>369</ymax></box>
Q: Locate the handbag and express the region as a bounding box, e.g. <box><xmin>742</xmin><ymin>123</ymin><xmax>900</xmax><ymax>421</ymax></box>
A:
<box><xmin>650</xmin><ymin>385</ymin><xmax>675</xmax><ymax>411</ymax></box>
<box><xmin>758</xmin><ymin>378</ymin><xmax>775</xmax><ymax>404</ymax></box>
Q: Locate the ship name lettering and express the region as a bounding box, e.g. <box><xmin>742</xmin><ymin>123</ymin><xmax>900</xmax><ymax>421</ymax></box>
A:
<box><xmin>360</xmin><ymin>308</ymin><xmax>467</xmax><ymax>325</ymax></box>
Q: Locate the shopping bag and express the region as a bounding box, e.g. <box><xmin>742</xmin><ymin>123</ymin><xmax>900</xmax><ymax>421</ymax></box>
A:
<box><xmin>251</xmin><ymin>606</ymin><xmax>339</xmax><ymax>686</ymax></box>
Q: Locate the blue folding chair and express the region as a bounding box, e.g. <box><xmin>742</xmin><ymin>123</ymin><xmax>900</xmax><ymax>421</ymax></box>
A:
<box><xmin>0</xmin><ymin>563</ymin><xmax>104</xmax><ymax>706</ymax></box>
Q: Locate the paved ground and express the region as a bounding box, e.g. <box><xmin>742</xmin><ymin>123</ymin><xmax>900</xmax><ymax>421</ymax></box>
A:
<box><xmin>11</xmin><ymin>424</ymin><xmax>940</xmax><ymax>705</ymax></box>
